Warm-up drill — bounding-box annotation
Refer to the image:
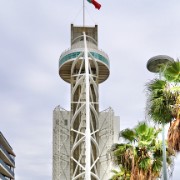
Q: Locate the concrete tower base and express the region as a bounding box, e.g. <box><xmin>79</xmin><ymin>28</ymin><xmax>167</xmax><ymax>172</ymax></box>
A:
<box><xmin>53</xmin><ymin>106</ymin><xmax>119</xmax><ymax>180</ymax></box>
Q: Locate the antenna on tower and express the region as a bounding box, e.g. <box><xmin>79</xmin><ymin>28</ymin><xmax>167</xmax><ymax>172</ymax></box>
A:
<box><xmin>83</xmin><ymin>0</ymin><xmax>101</xmax><ymax>27</ymax></box>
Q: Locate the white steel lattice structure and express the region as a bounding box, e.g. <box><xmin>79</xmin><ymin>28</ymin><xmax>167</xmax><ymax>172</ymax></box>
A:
<box><xmin>53</xmin><ymin>24</ymin><xmax>119</xmax><ymax>180</ymax></box>
<box><xmin>53</xmin><ymin>106</ymin><xmax>70</xmax><ymax>180</ymax></box>
<box><xmin>99</xmin><ymin>108</ymin><xmax>119</xmax><ymax>179</ymax></box>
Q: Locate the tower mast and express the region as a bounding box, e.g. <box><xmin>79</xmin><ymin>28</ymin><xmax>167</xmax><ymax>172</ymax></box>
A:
<box><xmin>53</xmin><ymin>3</ymin><xmax>120</xmax><ymax>179</ymax></box>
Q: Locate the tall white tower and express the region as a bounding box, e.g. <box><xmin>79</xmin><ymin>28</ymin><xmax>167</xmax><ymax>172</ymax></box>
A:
<box><xmin>53</xmin><ymin>24</ymin><xmax>119</xmax><ymax>180</ymax></box>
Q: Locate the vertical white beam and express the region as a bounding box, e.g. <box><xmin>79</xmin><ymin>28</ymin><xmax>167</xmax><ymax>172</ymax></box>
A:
<box><xmin>83</xmin><ymin>32</ymin><xmax>91</xmax><ymax>180</ymax></box>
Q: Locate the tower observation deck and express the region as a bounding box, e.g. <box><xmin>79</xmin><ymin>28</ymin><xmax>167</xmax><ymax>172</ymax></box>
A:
<box><xmin>53</xmin><ymin>24</ymin><xmax>119</xmax><ymax>180</ymax></box>
<box><xmin>59</xmin><ymin>24</ymin><xmax>110</xmax><ymax>83</ymax></box>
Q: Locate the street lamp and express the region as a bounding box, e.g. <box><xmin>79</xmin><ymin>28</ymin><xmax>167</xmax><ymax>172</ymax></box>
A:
<box><xmin>146</xmin><ymin>55</ymin><xmax>174</xmax><ymax>180</ymax></box>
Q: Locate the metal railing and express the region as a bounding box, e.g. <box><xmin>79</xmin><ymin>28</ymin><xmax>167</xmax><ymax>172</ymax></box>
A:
<box><xmin>59</xmin><ymin>48</ymin><xmax>110</xmax><ymax>69</ymax></box>
<box><xmin>0</xmin><ymin>159</ymin><xmax>14</xmax><ymax>178</ymax></box>
<box><xmin>0</xmin><ymin>173</ymin><xmax>7</xmax><ymax>180</ymax></box>
<box><xmin>0</xmin><ymin>145</ymin><xmax>15</xmax><ymax>165</ymax></box>
<box><xmin>0</xmin><ymin>132</ymin><xmax>13</xmax><ymax>150</ymax></box>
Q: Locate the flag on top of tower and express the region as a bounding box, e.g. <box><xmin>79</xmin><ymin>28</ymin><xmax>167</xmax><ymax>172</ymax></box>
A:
<box><xmin>87</xmin><ymin>0</ymin><xmax>101</xmax><ymax>10</ymax></box>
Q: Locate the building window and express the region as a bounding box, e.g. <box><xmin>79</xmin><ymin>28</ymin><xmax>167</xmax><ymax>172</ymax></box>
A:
<box><xmin>56</xmin><ymin>119</ymin><xmax>59</xmax><ymax>125</ymax></box>
<box><xmin>64</xmin><ymin>119</ymin><xmax>68</xmax><ymax>126</ymax></box>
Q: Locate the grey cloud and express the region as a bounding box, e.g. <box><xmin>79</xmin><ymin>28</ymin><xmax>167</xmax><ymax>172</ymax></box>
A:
<box><xmin>1</xmin><ymin>0</ymin><xmax>180</xmax><ymax>179</ymax></box>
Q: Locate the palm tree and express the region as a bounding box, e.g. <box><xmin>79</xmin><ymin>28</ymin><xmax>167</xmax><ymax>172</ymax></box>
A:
<box><xmin>146</xmin><ymin>61</ymin><xmax>180</xmax><ymax>152</ymax></box>
<box><xmin>111</xmin><ymin>122</ymin><xmax>174</xmax><ymax>180</ymax></box>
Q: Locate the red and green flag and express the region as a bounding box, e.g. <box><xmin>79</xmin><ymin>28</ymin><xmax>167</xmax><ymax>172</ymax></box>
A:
<box><xmin>87</xmin><ymin>0</ymin><xmax>101</xmax><ymax>10</ymax></box>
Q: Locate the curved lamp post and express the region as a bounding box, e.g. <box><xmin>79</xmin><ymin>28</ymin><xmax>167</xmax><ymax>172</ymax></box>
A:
<box><xmin>146</xmin><ymin>55</ymin><xmax>174</xmax><ymax>180</ymax></box>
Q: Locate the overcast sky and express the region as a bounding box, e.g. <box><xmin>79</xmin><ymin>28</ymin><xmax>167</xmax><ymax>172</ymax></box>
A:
<box><xmin>0</xmin><ymin>0</ymin><xmax>180</xmax><ymax>179</ymax></box>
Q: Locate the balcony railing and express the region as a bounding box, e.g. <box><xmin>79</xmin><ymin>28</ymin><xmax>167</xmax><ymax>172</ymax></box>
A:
<box><xmin>0</xmin><ymin>173</ymin><xmax>7</xmax><ymax>180</ymax></box>
<box><xmin>59</xmin><ymin>48</ymin><xmax>109</xmax><ymax>68</ymax></box>
<box><xmin>0</xmin><ymin>159</ymin><xmax>14</xmax><ymax>178</ymax></box>
<box><xmin>0</xmin><ymin>145</ymin><xmax>15</xmax><ymax>165</ymax></box>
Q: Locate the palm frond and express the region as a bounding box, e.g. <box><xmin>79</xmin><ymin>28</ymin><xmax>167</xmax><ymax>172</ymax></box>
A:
<box><xmin>146</xmin><ymin>78</ymin><xmax>175</xmax><ymax>124</ymax></box>
<box><xmin>164</xmin><ymin>61</ymin><xmax>180</xmax><ymax>83</ymax></box>
<box><xmin>152</xmin><ymin>158</ymin><xmax>162</xmax><ymax>173</ymax></box>
<box><xmin>147</xmin><ymin>79</ymin><xmax>167</xmax><ymax>93</ymax></box>
<box><xmin>119</xmin><ymin>129</ymin><xmax>136</xmax><ymax>143</ymax></box>
<box><xmin>138</xmin><ymin>157</ymin><xmax>151</xmax><ymax>171</ymax></box>
<box><xmin>111</xmin><ymin>166</ymin><xmax>131</xmax><ymax>180</ymax></box>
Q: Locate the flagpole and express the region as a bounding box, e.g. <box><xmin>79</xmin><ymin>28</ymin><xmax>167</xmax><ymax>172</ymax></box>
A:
<box><xmin>83</xmin><ymin>0</ymin><xmax>85</xmax><ymax>27</ymax></box>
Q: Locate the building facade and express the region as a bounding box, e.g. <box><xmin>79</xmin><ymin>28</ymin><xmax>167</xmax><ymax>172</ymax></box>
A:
<box><xmin>0</xmin><ymin>132</ymin><xmax>15</xmax><ymax>180</ymax></box>
<box><xmin>53</xmin><ymin>24</ymin><xmax>119</xmax><ymax>180</ymax></box>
